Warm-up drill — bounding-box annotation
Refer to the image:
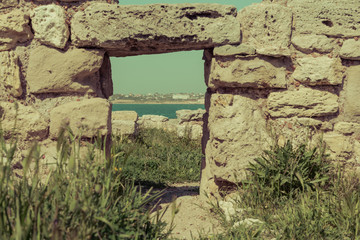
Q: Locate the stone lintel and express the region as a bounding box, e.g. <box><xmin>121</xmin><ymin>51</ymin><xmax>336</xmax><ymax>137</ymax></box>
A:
<box><xmin>71</xmin><ymin>3</ymin><xmax>240</xmax><ymax>57</ymax></box>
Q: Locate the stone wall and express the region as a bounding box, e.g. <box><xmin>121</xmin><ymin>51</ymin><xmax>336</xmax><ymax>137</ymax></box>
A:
<box><xmin>1</xmin><ymin>0</ymin><xmax>360</xmax><ymax>197</ymax></box>
<box><xmin>200</xmin><ymin>0</ymin><xmax>360</xmax><ymax>196</ymax></box>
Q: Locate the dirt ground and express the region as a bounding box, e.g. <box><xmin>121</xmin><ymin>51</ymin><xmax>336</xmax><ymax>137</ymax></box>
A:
<box><xmin>151</xmin><ymin>182</ymin><xmax>223</xmax><ymax>240</ymax></box>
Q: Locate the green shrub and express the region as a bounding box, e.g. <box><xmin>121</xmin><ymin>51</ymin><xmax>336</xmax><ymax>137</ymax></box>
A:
<box><xmin>245</xmin><ymin>140</ymin><xmax>330</xmax><ymax>200</ymax></box>
<box><xmin>112</xmin><ymin>128</ymin><xmax>203</xmax><ymax>186</ymax></box>
<box><xmin>0</xmin><ymin>128</ymin><xmax>170</xmax><ymax>239</ymax></box>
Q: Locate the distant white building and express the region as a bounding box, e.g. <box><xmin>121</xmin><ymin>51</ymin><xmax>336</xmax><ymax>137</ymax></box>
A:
<box><xmin>172</xmin><ymin>94</ymin><xmax>190</xmax><ymax>100</ymax></box>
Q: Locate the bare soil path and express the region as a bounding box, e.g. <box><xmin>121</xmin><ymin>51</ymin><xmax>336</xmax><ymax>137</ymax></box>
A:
<box><xmin>151</xmin><ymin>182</ymin><xmax>223</xmax><ymax>240</ymax></box>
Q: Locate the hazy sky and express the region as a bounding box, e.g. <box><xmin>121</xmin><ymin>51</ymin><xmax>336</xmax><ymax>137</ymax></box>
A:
<box><xmin>111</xmin><ymin>0</ymin><xmax>262</xmax><ymax>94</ymax></box>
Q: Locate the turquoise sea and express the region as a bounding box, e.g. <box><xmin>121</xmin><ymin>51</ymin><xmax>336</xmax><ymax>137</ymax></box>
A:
<box><xmin>112</xmin><ymin>104</ymin><xmax>205</xmax><ymax>119</ymax></box>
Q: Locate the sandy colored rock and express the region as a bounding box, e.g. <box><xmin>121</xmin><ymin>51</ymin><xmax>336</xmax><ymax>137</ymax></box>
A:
<box><xmin>267</xmin><ymin>88</ymin><xmax>339</xmax><ymax>118</ymax></box>
<box><xmin>112</xmin><ymin>111</ymin><xmax>138</xmax><ymax>122</ymax></box>
<box><xmin>291</xmin><ymin>34</ymin><xmax>335</xmax><ymax>53</ymax></box>
<box><xmin>27</xmin><ymin>46</ymin><xmax>104</xmax><ymax>94</ymax></box>
<box><xmin>213</xmin><ymin>44</ymin><xmax>256</xmax><ymax>56</ymax></box>
<box><xmin>209</xmin><ymin>56</ymin><xmax>287</xmax><ymax>89</ymax></box>
<box><xmin>138</xmin><ymin>115</ymin><xmax>169</xmax><ymax>129</ymax></box>
<box><xmin>112</xmin><ymin>120</ymin><xmax>136</xmax><ymax>136</ymax></box>
<box><xmin>0</xmin><ymin>9</ymin><xmax>33</xmax><ymax>51</ymax></box>
<box><xmin>343</xmin><ymin>65</ymin><xmax>360</xmax><ymax>121</ymax></box>
<box><xmin>177</xmin><ymin>123</ymin><xmax>203</xmax><ymax>140</ymax></box>
<box><xmin>112</xmin><ymin>111</ymin><xmax>138</xmax><ymax>136</ymax></box>
<box><xmin>71</xmin><ymin>3</ymin><xmax>240</xmax><ymax>56</ymax></box>
<box><xmin>293</xmin><ymin>56</ymin><xmax>343</xmax><ymax>86</ymax></box>
<box><xmin>0</xmin><ymin>51</ymin><xmax>22</xmax><ymax>97</ymax></box>
<box><xmin>334</xmin><ymin>122</ymin><xmax>360</xmax><ymax>135</ymax></box>
<box><xmin>49</xmin><ymin>98</ymin><xmax>111</xmax><ymax>139</ymax></box>
<box><xmin>0</xmin><ymin>102</ymin><xmax>48</xmax><ymax>140</ymax></box>
<box><xmin>201</xmin><ymin>94</ymin><xmax>270</xmax><ymax>194</ymax></box>
<box><xmin>323</xmin><ymin>133</ymin><xmax>353</xmax><ymax>160</ymax></box>
<box><xmin>0</xmin><ymin>0</ymin><xmax>18</xmax><ymax>9</ymax></box>
<box><xmin>31</xmin><ymin>4</ymin><xmax>69</xmax><ymax>49</ymax></box>
<box><xmin>296</xmin><ymin>117</ymin><xmax>323</xmax><ymax>128</ymax></box>
<box><xmin>289</xmin><ymin>0</ymin><xmax>360</xmax><ymax>37</ymax></box>
<box><xmin>238</xmin><ymin>3</ymin><xmax>292</xmax><ymax>56</ymax></box>
<box><xmin>176</xmin><ymin>109</ymin><xmax>205</xmax><ymax>123</ymax></box>
<box><xmin>340</xmin><ymin>39</ymin><xmax>360</xmax><ymax>60</ymax></box>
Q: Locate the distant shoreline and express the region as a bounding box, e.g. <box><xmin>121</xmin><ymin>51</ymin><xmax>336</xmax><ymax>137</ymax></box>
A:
<box><xmin>111</xmin><ymin>100</ymin><xmax>204</xmax><ymax>105</ymax></box>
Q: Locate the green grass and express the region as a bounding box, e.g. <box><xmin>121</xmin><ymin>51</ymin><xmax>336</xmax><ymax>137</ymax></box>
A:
<box><xmin>203</xmin><ymin>139</ymin><xmax>360</xmax><ymax>240</ymax></box>
<box><xmin>111</xmin><ymin>128</ymin><xmax>203</xmax><ymax>186</ymax></box>
<box><xmin>0</xmin><ymin>127</ymin><xmax>171</xmax><ymax>239</ymax></box>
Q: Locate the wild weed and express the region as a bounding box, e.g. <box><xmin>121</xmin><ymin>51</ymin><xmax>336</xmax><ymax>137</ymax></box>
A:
<box><xmin>0</xmin><ymin>127</ymin><xmax>170</xmax><ymax>239</ymax></box>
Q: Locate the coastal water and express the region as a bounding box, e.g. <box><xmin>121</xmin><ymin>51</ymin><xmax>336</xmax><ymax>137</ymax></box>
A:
<box><xmin>112</xmin><ymin>104</ymin><xmax>205</xmax><ymax>119</ymax></box>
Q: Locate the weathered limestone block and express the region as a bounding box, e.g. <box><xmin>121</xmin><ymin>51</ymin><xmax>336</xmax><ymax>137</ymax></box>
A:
<box><xmin>176</xmin><ymin>109</ymin><xmax>205</xmax><ymax>123</ymax></box>
<box><xmin>214</xmin><ymin>44</ymin><xmax>256</xmax><ymax>57</ymax></box>
<box><xmin>343</xmin><ymin>65</ymin><xmax>360</xmax><ymax>121</ymax></box>
<box><xmin>238</xmin><ymin>3</ymin><xmax>292</xmax><ymax>56</ymax></box>
<box><xmin>293</xmin><ymin>56</ymin><xmax>343</xmax><ymax>86</ymax></box>
<box><xmin>340</xmin><ymin>39</ymin><xmax>360</xmax><ymax>60</ymax></box>
<box><xmin>289</xmin><ymin>0</ymin><xmax>360</xmax><ymax>37</ymax></box>
<box><xmin>27</xmin><ymin>46</ymin><xmax>104</xmax><ymax>94</ymax></box>
<box><xmin>71</xmin><ymin>3</ymin><xmax>240</xmax><ymax>56</ymax></box>
<box><xmin>112</xmin><ymin>111</ymin><xmax>138</xmax><ymax>122</ymax></box>
<box><xmin>112</xmin><ymin>111</ymin><xmax>138</xmax><ymax>136</ymax></box>
<box><xmin>209</xmin><ymin>56</ymin><xmax>287</xmax><ymax>89</ymax></box>
<box><xmin>334</xmin><ymin>122</ymin><xmax>360</xmax><ymax>135</ymax></box>
<box><xmin>0</xmin><ymin>0</ymin><xmax>18</xmax><ymax>9</ymax></box>
<box><xmin>291</xmin><ymin>34</ymin><xmax>335</xmax><ymax>53</ymax></box>
<box><xmin>267</xmin><ymin>88</ymin><xmax>339</xmax><ymax>117</ymax></box>
<box><xmin>323</xmin><ymin>133</ymin><xmax>353</xmax><ymax>160</ymax></box>
<box><xmin>49</xmin><ymin>98</ymin><xmax>111</xmax><ymax>139</ymax></box>
<box><xmin>31</xmin><ymin>5</ymin><xmax>69</xmax><ymax>49</ymax></box>
<box><xmin>112</xmin><ymin>120</ymin><xmax>136</xmax><ymax>136</ymax></box>
<box><xmin>0</xmin><ymin>9</ymin><xmax>33</xmax><ymax>51</ymax></box>
<box><xmin>177</xmin><ymin>123</ymin><xmax>203</xmax><ymax>140</ymax></box>
<box><xmin>202</xmin><ymin>94</ymin><xmax>270</xmax><ymax>191</ymax></box>
<box><xmin>0</xmin><ymin>51</ymin><xmax>22</xmax><ymax>97</ymax></box>
<box><xmin>0</xmin><ymin>102</ymin><xmax>48</xmax><ymax>140</ymax></box>
<box><xmin>138</xmin><ymin>115</ymin><xmax>169</xmax><ymax>129</ymax></box>
<box><xmin>296</xmin><ymin>117</ymin><xmax>323</xmax><ymax>128</ymax></box>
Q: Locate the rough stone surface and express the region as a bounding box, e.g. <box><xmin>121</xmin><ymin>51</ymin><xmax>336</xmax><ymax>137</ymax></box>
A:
<box><xmin>324</xmin><ymin>133</ymin><xmax>353</xmax><ymax>160</ymax></box>
<box><xmin>267</xmin><ymin>88</ymin><xmax>339</xmax><ymax>117</ymax></box>
<box><xmin>343</xmin><ymin>65</ymin><xmax>360</xmax><ymax>121</ymax></box>
<box><xmin>138</xmin><ymin>115</ymin><xmax>169</xmax><ymax>129</ymax></box>
<box><xmin>0</xmin><ymin>102</ymin><xmax>48</xmax><ymax>140</ymax></box>
<box><xmin>177</xmin><ymin>123</ymin><xmax>203</xmax><ymax>140</ymax></box>
<box><xmin>290</xmin><ymin>0</ymin><xmax>360</xmax><ymax>37</ymax></box>
<box><xmin>340</xmin><ymin>39</ymin><xmax>360</xmax><ymax>60</ymax></box>
<box><xmin>0</xmin><ymin>9</ymin><xmax>33</xmax><ymax>51</ymax></box>
<box><xmin>238</xmin><ymin>3</ymin><xmax>292</xmax><ymax>56</ymax></box>
<box><xmin>291</xmin><ymin>34</ymin><xmax>335</xmax><ymax>53</ymax></box>
<box><xmin>71</xmin><ymin>3</ymin><xmax>240</xmax><ymax>56</ymax></box>
<box><xmin>293</xmin><ymin>56</ymin><xmax>343</xmax><ymax>86</ymax></box>
<box><xmin>112</xmin><ymin>111</ymin><xmax>138</xmax><ymax>122</ymax></box>
<box><xmin>112</xmin><ymin>111</ymin><xmax>138</xmax><ymax>136</ymax></box>
<box><xmin>0</xmin><ymin>51</ymin><xmax>22</xmax><ymax>97</ymax></box>
<box><xmin>209</xmin><ymin>56</ymin><xmax>287</xmax><ymax>89</ymax></box>
<box><xmin>27</xmin><ymin>46</ymin><xmax>104</xmax><ymax>95</ymax></box>
<box><xmin>31</xmin><ymin>5</ymin><xmax>69</xmax><ymax>49</ymax></box>
<box><xmin>49</xmin><ymin>98</ymin><xmax>111</xmax><ymax>139</ymax></box>
<box><xmin>112</xmin><ymin>120</ymin><xmax>136</xmax><ymax>136</ymax></box>
<box><xmin>334</xmin><ymin>122</ymin><xmax>360</xmax><ymax>135</ymax></box>
<box><xmin>201</xmin><ymin>94</ymin><xmax>270</xmax><ymax>194</ymax></box>
<box><xmin>176</xmin><ymin>109</ymin><xmax>205</xmax><ymax>123</ymax></box>
<box><xmin>213</xmin><ymin>44</ymin><xmax>256</xmax><ymax>56</ymax></box>
<box><xmin>0</xmin><ymin>0</ymin><xmax>18</xmax><ymax>9</ymax></box>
